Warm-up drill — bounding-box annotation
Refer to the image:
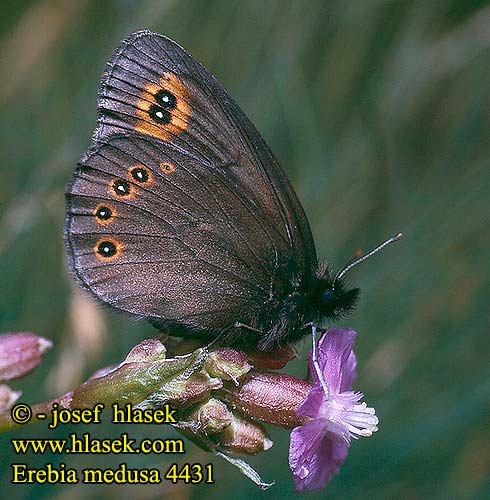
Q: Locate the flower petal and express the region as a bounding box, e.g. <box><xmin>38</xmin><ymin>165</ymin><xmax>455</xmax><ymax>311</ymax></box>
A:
<box><xmin>296</xmin><ymin>386</ymin><xmax>324</xmax><ymax>418</ymax></box>
<box><xmin>341</xmin><ymin>349</ymin><xmax>357</xmax><ymax>392</ymax></box>
<box><xmin>309</xmin><ymin>328</ymin><xmax>356</xmax><ymax>394</ymax></box>
<box><xmin>289</xmin><ymin>419</ymin><xmax>350</xmax><ymax>492</ymax></box>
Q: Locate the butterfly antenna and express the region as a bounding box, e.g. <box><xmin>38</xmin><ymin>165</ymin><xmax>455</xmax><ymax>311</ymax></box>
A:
<box><xmin>333</xmin><ymin>232</ymin><xmax>403</xmax><ymax>286</ymax></box>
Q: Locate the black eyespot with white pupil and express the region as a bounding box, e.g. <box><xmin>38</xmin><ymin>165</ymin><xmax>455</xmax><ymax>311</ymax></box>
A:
<box><xmin>155</xmin><ymin>89</ymin><xmax>177</xmax><ymax>109</ymax></box>
<box><xmin>97</xmin><ymin>241</ymin><xmax>116</xmax><ymax>257</ymax></box>
<box><xmin>148</xmin><ymin>89</ymin><xmax>176</xmax><ymax>124</ymax></box>
<box><xmin>95</xmin><ymin>206</ymin><xmax>112</xmax><ymax>220</ymax></box>
<box><xmin>149</xmin><ymin>105</ymin><xmax>171</xmax><ymax>124</ymax></box>
<box><xmin>130</xmin><ymin>167</ymin><xmax>149</xmax><ymax>183</ymax></box>
<box><xmin>113</xmin><ymin>179</ymin><xmax>130</xmax><ymax>196</ymax></box>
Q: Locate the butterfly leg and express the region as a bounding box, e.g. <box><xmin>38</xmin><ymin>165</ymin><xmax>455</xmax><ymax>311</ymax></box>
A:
<box><xmin>234</xmin><ymin>322</ymin><xmax>263</xmax><ymax>334</ymax></box>
<box><xmin>311</xmin><ymin>324</ymin><xmax>329</xmax><ymax>399</ymax></box>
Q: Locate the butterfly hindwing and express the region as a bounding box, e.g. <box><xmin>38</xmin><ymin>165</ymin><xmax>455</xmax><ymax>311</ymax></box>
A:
<box><xmin>66</xmin><ymin>134</ymin><xmax>290</xmax><ymax>336</ymax></box>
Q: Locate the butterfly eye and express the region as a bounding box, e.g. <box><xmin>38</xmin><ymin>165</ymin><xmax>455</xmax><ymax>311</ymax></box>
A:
<box><xmin>111</xmin><ymin>179</ymin><xmax>132</xmax><ymax>198</ymax></box>
<box><xmin>160</xmin><ymin>162</ymin><xmax>175</xmax><ymax>174</ymax></box>
<box><xmin>321</xmin><ymin>289</ymin><xmax>335</xmax><ymax>305</ymax></box>
<box><xmin>155</xmin><ymin>89</ymin><xmax>176</xmax><ymax>109</ymax></box>
<box><xmin>94</xmin><ymin>238</ymin><xmax>123</xmax><ymax>262</ymax></box>
<box><xmin>129</xmin><ymin>165</ymin><xmax>152</xmax><ymax>184</ymax></box>
<box><xmin>94</xmin><ymin>204</ymin><xmax>115</xmax><ymax>225</ymax></box>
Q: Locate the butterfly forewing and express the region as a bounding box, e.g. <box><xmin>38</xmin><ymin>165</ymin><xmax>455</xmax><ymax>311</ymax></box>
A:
<box><xmin>94</xmin><ymin>31</ymin><xmax>316</xmax><ymax>271</ymax></box>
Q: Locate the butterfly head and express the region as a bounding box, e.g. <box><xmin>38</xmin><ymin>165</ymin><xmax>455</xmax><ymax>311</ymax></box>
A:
<box><xmin>315</xmin><ymin>268</ymin><xmax>360</xmax><ymax>320</ymax></box>
<box><xmin>315</xmin><ymin>233</ymin><xmax>403</xmax><ymax>321</ymax></box>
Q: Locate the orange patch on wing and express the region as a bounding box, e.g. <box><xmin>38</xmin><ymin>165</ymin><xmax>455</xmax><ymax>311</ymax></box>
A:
<box><xmin>93</xmin><ymin>203</ymin><xmax>116</xmax><ymax>226</ymax></box>
<box><xmin>94</xmin><ymin>237</ymin><xmax>124</xmax><ymax>262</ymax></box>
<box><xmin>135</xmin><ymin>73</ymin><xmax>191</xmax><ymax>141</ymax></box>
<box><xmin>160</xmin><ymin>162</ymin><xmax>175</xmax><ymax>174</ymax></box>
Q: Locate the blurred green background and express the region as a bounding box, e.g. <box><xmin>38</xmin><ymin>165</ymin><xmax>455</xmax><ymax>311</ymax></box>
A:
<box><xmin>0</xmin><ymin>0</ymin><xmax>488</xmax><ymax>499</ymax></box>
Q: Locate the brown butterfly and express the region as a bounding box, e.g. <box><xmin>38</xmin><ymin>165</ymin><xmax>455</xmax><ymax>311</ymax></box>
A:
<box><xmin>64</xmin><ymin>30</ymin><xmax>361</xmax><ymax>350</ymax></box>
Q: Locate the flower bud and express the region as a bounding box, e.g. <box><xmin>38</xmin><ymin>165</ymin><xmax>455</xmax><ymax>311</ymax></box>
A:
<box><xmin>162</xmin><ymin>370</ymin><xmax>223</xmax><ymax>408</ymax></box>
<box><xmin>205</xmin><ymin>348</ymin><xmax>252</xmax><ymax>385</ymax></box>
<box><xmin>246</xmin><ymin>345</ymin><xmax>298</xmax><ymax>370</ymax></box>
<box><xmin>217</xmin><ymin>415</ymin><xmax>273</xmax><ymax>455</ymax></box>
<box><xmin>0</xmin><ymin>384</ymin><xmax>22</xmax><ymax>412</ymax></box>
<box><xmin>224</xmin><ymin>372</ymin><xmax>312</xmax><ymax>429</ymax></box>
<box><xmin>0</xmin><ymin>333</ymin><xmax>52</xmax><ymax>381</ymax></box>
<box><xmin>123</xmin><ymin>337</ymin><xmax>167</xmax><ymax>363</ymax></box>
<box><xmin>71</xmin><ymin>347</ymin><xmax>220</xmax><ymax>409</ymax></box>
<box><xmin>186</xmin><ymin>398</ymin><xmax>232</xmax><ymax>435</ymax></box>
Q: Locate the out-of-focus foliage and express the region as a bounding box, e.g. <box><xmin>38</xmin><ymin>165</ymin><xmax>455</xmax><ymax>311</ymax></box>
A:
<box><xmin>0</xmin><ymin>1</ymin><xmax>488</xmax><ymax>499</ymax></box>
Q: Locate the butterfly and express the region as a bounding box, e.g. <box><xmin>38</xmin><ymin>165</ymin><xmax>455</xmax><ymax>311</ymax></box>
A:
<box><xmin>64</xmin><ymin>30</ymin><xmax>366</xmax><ymax>351</ymax></box>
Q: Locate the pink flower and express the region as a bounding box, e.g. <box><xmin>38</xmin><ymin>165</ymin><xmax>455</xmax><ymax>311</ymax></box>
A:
<box><xmin>289</xmin><ymin>328</ymin><xmax>378</xmax><ymax>492</ymax></box>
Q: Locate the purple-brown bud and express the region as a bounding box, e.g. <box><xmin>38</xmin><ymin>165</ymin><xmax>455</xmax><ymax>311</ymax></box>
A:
<box><xmin>246</xmin><ymin>345</ymin><xmax>298</xmax><ymax>370</ymax></box>
<box><xmin>169</xmin><ymin>371</ymin><xmax>223</xmax><ymax>408</ymax></box>
<box><xmin>123</xmin><ymin>337</ymin><xmax>167</xmax><ymax>363</ymax></box>
<box><xmin>0</xmin><ymin>333</ymin><xmax>52</xmax><ymax>381</ymax></box>
<box><xmin>223</xmin><ymin>372</ymin><xmax>312</xmax><ymax>429</ymax></box>
<box><xmin>217</xmin><ymin>415</ymin><xmax>273</xmax><ymax>455</ymax></box>
<box><xmin>187</xmin><ymin>398</ymin><xmax>232</xmax><ymax>435</ymax></box>
<box><xmin>205</xmin><ymin>348</ymin><xmax>252</xmax><ymax>385</ymax></box>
